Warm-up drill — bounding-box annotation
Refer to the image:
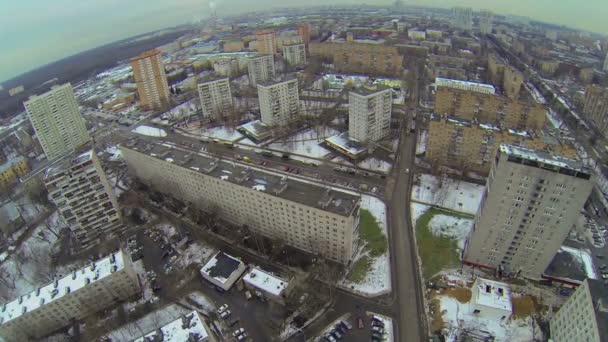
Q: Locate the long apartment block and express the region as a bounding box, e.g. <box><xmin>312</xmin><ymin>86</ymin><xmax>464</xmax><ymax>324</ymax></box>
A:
<box><xmin>0</xmin><ymin>251</ymin><xmax>140</xmax><ymax>341</ymax></box>
<box><xmin>309</xmin><ymin>41</ymin><xmax>402</xmax><ymax>76</ymax></box>
<box><xmin>464</xmin><ymin>144</ymin><xmax>592</xmax><ymax>279</ymax></box>
<box><xmin>427</xmin><ymin>114</ymin><xmax>577</xmax><ymax>175</ymax></box>
<box><xmin>45</xmin><ymin>150</ymin><xmax>123</xmax><ymax>248</ymax></box>
<box><xmin>434</xmin><ymin>86</ymin><xmax>546</xmax><ymax>130</ymax></box>
<box><xmin>120</xmin><ymin>138</ymin><xmax>361</xmax><ymax>264</ymax></box>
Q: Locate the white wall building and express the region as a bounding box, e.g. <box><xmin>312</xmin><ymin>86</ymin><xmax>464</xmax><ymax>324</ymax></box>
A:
<box><xmin>24</xmin><ymin>83</ymin><xmax>90</xmax><ymax>160</ymax></box>
<box><xmin>464</xmin><ymin>144</ymin><xmax>593</xmax><ymax>279</ymax></box>
<box><xmin>44</xmin><ymin>150</ymin><xmax>123</xmax><ymax>248</ymax></box>
<box><xmin>134</xmin><ymin>311</ymin><xmax>216</xmax><ymax>342</ymax></box>
<box><xmin>282</xmin><ymin>43</ymin><xmax>307</xmax><ymax>67</ymax></box>
<box><xmin>248</xmin><ymin>54</ymin><xmax>275</xmax><ymax>86</ymax></box>
<box><xmin>470</xmin><ymin>277</ymin><xmax>512</xmax><ymax>320</ymax></box>
<box><xmin>120</xmin><ymin>138</ymin><xmax>360</xmax><ymax>264</ymax></box>
<box><xmin>258</xmin><ymin>79</ymin><xmax>300</xmax><ymax>127</ymax></box>
<box><xmin>198</xmin><ymin>78</ymin><xmax>233</xmax><ymax>119</ymax></box>
<box><xmin>0</xmin><ymin>251</ymin><xmax>139</xmax><ymax>341</ymax></box>
<box><xmin>348</xmin><ymin>87</ymin><xmax>393</xmax><ymax>144</ymax></box>
<box><xmin>243</xmin><ymin>267</ymin><xmax>289</xmax><ymax>304</ymax></box>
<box><xmin>200</xmin><ymin>252</ymin><xmax>247</xmax><ymax>291</ymax></box>
<box><xmin>435</xmin><ymin>77</ymin><xmax>496</xmax><ymax>95</ymax></box>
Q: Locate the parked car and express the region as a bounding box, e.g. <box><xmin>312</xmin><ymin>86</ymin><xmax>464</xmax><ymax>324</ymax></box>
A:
<box><xmin>232</xmin><ymin>328</ymin><xmax>245</xmax><ymax>337</ymax></box>
<box><xmin>220</xmin><ymin>310</ymin><xmax>232</xmax><ymax>319</ymax></box>
<box><xmin>340</xmin><ymin>320</ymin><xmax>353</xmax><ymax>330</ymax></box>
<box><xmin>372</xmin><ymin>326</ymin><xmax>384</xmax><ymax>334</ymax></box>
<box><xmin>236</xmin><ymin>332</ymin><xmax>247</xmax><ymax>341</ymax></box>
<box><xmin>217</xmin><ymin>304</ymin><xmax>229</xmax><ymax>314</ymax></box>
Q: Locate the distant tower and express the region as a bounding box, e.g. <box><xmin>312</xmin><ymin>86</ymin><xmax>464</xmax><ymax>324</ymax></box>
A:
<box><xmin>479</xmin><ymin>10</ymin><xmax>494</xmax><ymax>34</ymax></box>
<box><xmin>452</xmin><ymin>7</ymin><xmax>473</xmax><ymax>31</ymax></box>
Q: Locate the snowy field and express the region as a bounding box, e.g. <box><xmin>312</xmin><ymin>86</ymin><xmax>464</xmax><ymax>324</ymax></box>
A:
<box><xmin>268</xmin><ymin>127</ymin><xmax>338</xmax><ymax>159</ymax></box>
<box><xmin>438</xmin><ymin>295</ymin><xmax>537</xmax><ymax>342</ymax></box>
<box><xmin>411</xmin><ymin>203</ymin><xmax>431</xmax><ymax>227</ymax></box>
<box><xmin>161</xmin><ymin>99</ymin><xmax>198</xmax><ymax>121</ymax></box>
<box><xmin>132</xmin><ymin>125</ymin><xmax>167</xmax><ymax>137</ymax></box>
<box><xmin>428</xmin><ymin>215</ymin><xmax>474</xmax><ymax>251</ymax></box>
<box><xmin>559</xmin><ymin>246</ymin><xmax>596</xmax><ymax>279</ymax></box>
<box><xmin>357</xmin><ymin>157</ymin><xmax>392</xmax><ymax>173</ymax></box>
<box><xmin>411</xmin><ymin>174</ymin><xmax>484</xmax><ymax>215</ymax></box>
<box><xmin>342</xmin><ymin>195</ymin><xmax>391</xmax><ymax>296</ymax></box>
<box><xmin>184</xmin><ymin>291</ymin><xmax>216</xmax><ymax>314</ymax></box>
<box><xmin>200</xmin><ymin>126</ymin><xmax>244</xmax><ymax>142</ymax></box>
<box><xmin>416</xmin><ymin>130</ymin><xmax>427</xmax><ymax>155</ymax></box>
<box><xmin>104</xmin><ymin>145</ymin><xmax>123</xmax><ymax>161</ymax></box>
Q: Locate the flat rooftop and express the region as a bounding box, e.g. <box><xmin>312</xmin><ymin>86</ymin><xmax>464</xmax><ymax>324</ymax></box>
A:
<box><xmin>473</xmin><ymin>278</ymin><xmax>512</xmax><ymax>312</ymax></box>
<box><xmin>45</xmin><ymin>149</ymin><xmax>93</xmax><ymax>180</ymax></box>
<box><xmin>325</xmin><ymin>132</ymin><xmax>368</xmax><ymax>157</ymax></box>
<box><xmin>435</xmin><ymin>77</ymin><xmax>496</xmax><ymax>95</ymax></box>
<box><xmin>0</xmin><ymin>251</ymin><xmax>126</xmax><ymax>325</ymax></box>
<box><xmin>123</xmin><ymin>137</ymin><xmax>360</xmax><ymax>217</ymax></box>
<box><xmin>500</xmin><ymin>144</ymin><xmax>590</xmax><ymax>178</ymax></box>
<box><xmin>134</xmin><ymin>311</ymin><xmax>209</xmax><ymax>342</ymax></box>
<box><xmin>243</xmin><ymin>267</ymin><xmax>288</xmax><ymax>297</ymax></box>
<box><xmin>350</xmin><ymin>85</ymin><xmax>391</xmax><ymax>97</ymax></box>
<box><xmin>200</xmin><ymin>252</ymin><xmax>244</xmax><ymax>284</ymax></box>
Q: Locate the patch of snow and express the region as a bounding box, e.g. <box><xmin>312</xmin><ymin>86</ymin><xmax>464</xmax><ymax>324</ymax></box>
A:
<box><xmin>428</xmin><ymin>215</ymin><xmax>474</xmax><ymax>251</ymax></box>
<box><xmin>410</xmin><ymin>202</ymin><xmax>430</xmax><ymax>227</ymax></box>
<box><xmin>201</xmin><ymin>126</ymin><xmax>243</xmax><ymax>142</ymax></box>
<box><xmin>412</xmin><ymin>174</ymin><xmax>484</xmax><ymax>215</ymax></box>
<box><xmin>416</xmin><ymin>130</ymin><xmax>427</xmax><ymax>155</ymax></box>
<box><xmin>331</xmin><ymin>156</ymin><xmax>355</xmax><ymax>167</ymax></box>
<box><xmin>357</xmin><ymin>157</ymin><xmax>392</xmax><ymax>173</ymax></box>
<box><xmin>268</xmin><ymin>127</ymin><xmax>338</xmax><ymax>158</ymax></box>
<box><xmin>559</xmin><ymin>246</ymin><xmax>596</xmax><ymax>279</ymax></box>
<box><xmin>104</xmin><ymin>145</ymin><xmax>123</xmax><ymax>161</ymax></box>
<box><xmin>178</xmin><ymin>242</ymin><xmax>215</xmax><ymax>268</ymax></box>
<box><xmin>185</xmin><ymin>291</ymin><xmax>215</xmax><ymax>314</ymax></box>
<box><xmin>132</xmin><ymin>125</ymin><xmax>167</xmax><ymax>137</ymax></box>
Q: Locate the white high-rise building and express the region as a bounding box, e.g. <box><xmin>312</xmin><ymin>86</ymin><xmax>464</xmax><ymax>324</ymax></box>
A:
<box><xmin>258</xmin><ymin>79</ymin><xmax>299</xmax><ymax>126</ymax></box>
<box><xmin>282</xmin><ymin>43</ymin><xmax>307</xmax><ymax>67</ymax></box>
<box><xmin>198</xmin><ymin>78</ymin><xmax>233</xmax><ymax>119</ymax></box>
<box><xmin>464</xmin><ymin>144</ymin><xmax>593</xmax><ymax>279</ymax></box>
<box><xmin>248</xmin><ymin>55</ymin><xmax>275</xmax><ymax>86</ymax></box>
<box><xmin>479</xmin><ymin>10</ymin><xmax>494</xmax><ymax>34</ymax></box>
<box><xmin>44</xmin><ymin>150</ymin><xmax>123</xmax><ymax>248</ymax></box>
<box><xmin>348</xmin><ymin>87</ymin><xmax>393</xmax><ymax>144</ymax></box>
<box><xmin>24</xmin><ymin>83</ymin><xmax>90</xmax><ymax>160</ymax></box>
<box><xmin>452</xmin><ymin>7</ymin><xmax>473</xmax><ymax>31</ymax></box>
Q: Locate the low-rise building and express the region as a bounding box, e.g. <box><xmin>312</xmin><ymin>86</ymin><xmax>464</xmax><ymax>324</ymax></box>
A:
<box><xmin>434</xmin><ymin>78</ymin><xmax>495</xmax><ymax>95</ymax></box>
<box><xmin>243</xmin><ymin>267</ymin><xmax>289</xmax><ymax>304</ymax></box>
<box><xmin>550</xmin><ymin>278</ymin><xmax>608</xmax><ymax>342</ymax></box>
<box><xmin>0</xmin><ymin>251</ymin><xmax>140</xmax><ymax>341</ymax></box>
<box><xmin>134</xmin><ymin>311</ymin><xmax>217</xmax><ymax>342</ymax></box>
<box><xmin>0</xmin><ymin>156</ymin><xmax>28</xmax><ymax>190</ymax></box>
<box><xmin>200</xmin><ymin>252</ymin><xmax>247</xmax><ymax>291</ymax></box>
<box><xmin>407</xmin><ymin>29</ymin><xmax>426</xmax><ymax>41</ymax></box>
<box><xmin>470</xmin><ymin>278</ymin><xmax>512</xmax><ymax>319</ymax></box>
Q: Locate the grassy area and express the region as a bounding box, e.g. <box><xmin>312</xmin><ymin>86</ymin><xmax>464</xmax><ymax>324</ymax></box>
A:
<box><xmin>512</xmin><ymin>295</ymin><xmax>538</xmax><ymax>319</ymax></box>
<box><xmin>359</xmin><ymin>209</ymin><xmax>387</xmax><ymax>257</ymax></box>
<box><xmin>429</xmin><ymin>298</ymin><xmax>445</xmax><ymax>332</ymax></box>
<box><xmin>415</xmin><ymin>208</ymin><xmax>462</xmax><ymax>280</ymax></box>
<box><xmin>442</xmin><ymin>287</ymin><xmax>472</xmax><ymax>303</ymax></box>
<box><xmin>347</xmin><ymin>255</ymin><xmax>372</xmax><ymax>283</ymax></box>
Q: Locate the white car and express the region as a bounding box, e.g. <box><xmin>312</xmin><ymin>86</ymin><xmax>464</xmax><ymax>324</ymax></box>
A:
<box><xmin>217</xmin><ymin>304</ymin><xmax>229</xmax><ymax>314</ymax></box>
<box><xmin>405</xmin><ymin>168</ymin><xmax>410</xmax><ymax>174</ymax></box>
<box><xmin>233</xmin><ymin>328</ymin><xmax>245</xmax><ymax>337</ymax></box>
<box><xmin>220</xmin><ymin>310</ymin><xmax>231</xmax><ymax>319</ymax></box>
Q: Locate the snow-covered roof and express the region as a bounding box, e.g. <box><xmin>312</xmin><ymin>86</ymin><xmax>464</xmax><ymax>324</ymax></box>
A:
<box><xmin>243</xmin><ymin>267</ymin><xmax>288</xmax><ymax>296</ymax></box>
<box><xmin>134</xmin><ymin>311</ymin><xmax>210</xmax><ymax>342</ymax></box>
<box><xmin>325</xmin><ymin>132</ymin><xmax>368</xmax><ymax>157</ymax></box>
<box><xmin>0</xmin><ymin>251</ymin><xmax>127</xmax><ymax>325</ymax></box>
<box><xmin>435</xmin><ymin>77</ymin><xmax>495</xmax><ymax>94</ymax></box>
<box><xmin>472</xmin><ymin>278</ymin><xmax>512</xmax><ymax>312</ymax></box>
<box><xmin>45</xmin><ymin>149</ymin><xmax>94</xmax><ymax>179</ymax></box>
<box><xmin>200</xmin><ymin>252</ymin><xmax>244</xmax><ymax>285</ymax></box>
<box><xmin>499</xmin><ymin>144</ymin><xmax>589</xmax><ymax>175</ymax></box>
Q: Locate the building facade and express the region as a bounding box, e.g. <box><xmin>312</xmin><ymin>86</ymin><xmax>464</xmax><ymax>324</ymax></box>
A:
<box><xmin>120</xmin><ymin>138</ymin><xmax>360</xmax><ymax>264</ymax></box>
<box><xmin>24</xmin><ymin>83</ymin><xmax>90</xmax><ymax>160</ymax></box>
<box><xmin>309</xmin><ymin>42</ymin><xmax>403</xmax><ymax>76</ymax></box>
<box><xmin>130</xmin><ymin>49</ymin><xmax>171</xmax><ymax>111</ymax></box>
<box><xmin>256</xmin><ymin>29</ymin><xmax>277</xmax><ymax>55</ymax></box>
<box><xmin>213</xmin><ymin>58</ymin><xmax>241</xmax><ymax>78</ymax></box>
<box><xmin>349</xmin><ymin>88</ymin><xmax>393</xmax><ymax>144</ymax></box>
<box><xmin>464</xmin><ymin>144</ymin><xmax>593</xmax><ymax>279</ymax></box>
<box><xmin>488</xmin><ymin>54</ymin><xmax>523</xmax><ymax>99</ymax></box>
<box><xmin>297</xmin><ymin>23</ymin><xmax>312</xmax><ymax>47</ymax></box>
<box><xmin>44</xmin><ymin>150</ymin><xmax>123</xmax><ymax>248</ymax></box>
<box><xmin>479</xmin><ymin>10</ymin><xmax>494</xmax><ymax>34</ymax></box>
<box><xmin>282</xmin><ymin>43</ymin><xmax>307</xmax><ymax>67</ymax></box>
<box><xmin>583</xmin><ymin>85</ymin><xmax>608</xmax><ymax>134</ymax></box>
<box><xmin>258</xmin><ymin>79</ymin><xmax>300</xmax><ymax>127</ymax></box>
<box><xmin>434</xmin><ymin>87</ymin><xmax>546</xmax><ymax>130</ymax></box>
<box><xmin>550</xmin><ymin>278</ymin><xmax>608</xmax><ymax>342</ymax></box>
<box><xmin>198</xmin><ymin>78</ymin><xmax>233</xmax><ymax>120</ymax></box>
<box><xmin>452</xmin><ymin>7</ymin><xmax>473</xmax><ymax>31</ymax></box>
<box><xmin>248</xmin><ymin>55</ymin><xmax>275</xmax><ymax>86</ymax></box>
<box><xmin>0</xmin><ymin>251</ymin><xmax>139</xmax><ymax>341</ymax></box>
<box><xmin>0</xmin><ymin>157</ymin><xmax>28</xmax><ymax>191</ymax></box>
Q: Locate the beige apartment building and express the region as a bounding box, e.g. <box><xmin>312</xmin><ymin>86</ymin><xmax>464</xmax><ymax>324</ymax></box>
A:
<box><xmin>256</xmin><ymin>29</ymin><xmax>278</xmax><ymax>55</ymax></box>
<box><xmin>44</xmin><ymin>150</ymin><xmax>123</xmax><ymax>248</ymax></box>
<box><xmin>349</xmin><ymin>87</ymin><xmax>393</xmax><ymax>144</ymax></box>
<box><xmin>427</xmin><ymin>115</ymin><xmax>577</xmax><ymax>175</ymax></box>
<box><xmin>198</xmin><ymin>78</ymin><xmax>233</xmax><ymax>120</ymax></box>
<box><xmin>0</xmin><ymin>251</ymin><xmax>140</xmax><ymax>341</ymax></box>
<box><xmin>297</xmin><ymin>23</ymin><xmax>312</xmax><ymax>47</ymax></box>
<box><xmin>583</xmin><ymin>85</ymin><xmax>608</xmax><ymax>133</ymax></box>
<box><xmin>258</xmin><ymin>79</ymin><xmax>300</xmax><ymax>127</ymax></box>
<box><xmin>434</xmin><ymin>87</ymin><xmax>546</xmax><ymax>130</ymax></box>
<box><xmin>130</xmin><ymin>49</ymin><xmax>171</xmax><ymax>111</ymax></box>
<box><xmin>120</xmin><ymin>138</ymin><xmax>361</xmax><ymax>264</ymax></box>
<box><xmin>464</xmin><ymin>144</ymin><xmax>593</xmax><ymax>279</ymax></box>
<box><xmin>309</xmin><ymin>42</ymin><xmax>403</xmax><ymax>76</ymax></box>
<box><xmin>488</xmin><ymin>54</ymin><xmax>524</xmax><ymax>99</ymax></box>
<box><xmin>24</xmin><ymin>83</ymin><xmax>90</xmax><ymax>160</ymax></box>
<box><xmin>282</xmin><ymin>43</ymin><xmax>307</xmax><ymax>67</ymax></box>
<box><xmin>248</xmin><ymin>54</ymin><xmax>275</xmax><ymax>86</ymax></box>
<box><xmin>550</xmin><ymin>278</ymin><xmax>608</xmax><ymax>342</ymax></box>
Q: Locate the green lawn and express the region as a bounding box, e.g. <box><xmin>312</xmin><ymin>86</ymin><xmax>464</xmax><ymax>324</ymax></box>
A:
<box><xmin>415</xmin><ymin>208</ymin><xmax>468</xmax><ymax>280</ymax></box>
<box><xmin>347</xmin><ymin>255</ymin><xmax>371</xmax><ymax>283</ymax></box>
<box><xmin>359</xmin><ymin>209</ymin><xmax>387</xmax><ymax>257</ymax></box>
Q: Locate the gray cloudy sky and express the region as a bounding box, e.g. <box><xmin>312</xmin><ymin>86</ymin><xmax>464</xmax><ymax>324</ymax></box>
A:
<box><xmin>0</xmin><ymin>0</ymin><xmax>606</xmax><ymax>83</ymax></box>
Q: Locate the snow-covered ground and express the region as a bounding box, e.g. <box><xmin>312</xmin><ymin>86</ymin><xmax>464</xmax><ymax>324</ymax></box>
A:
<box><xmin>416</xmin><ymin>130</ymin><xmax>427</xmax><ymax>155</ymax></box>
<box><xmin>104</xmin><ymin>304</ymin><xmax>190</xmax><ymax>341</ymax></box>
<box><xmin>438</xmin><ymin>295</ymin><xmax>537</xmax><ymax>342</ymax></box>
<box><xmin>546</xmin><ymin>109</ymin><xmax>566</xmax><ymax>129</ymax></box>
<box><xmin>411</xmin><ymin>174</ymin><xmax>484</xmax><ymax>215</ymax></box>
<box><xmin>132</xmin><ymin>125</ymin><xmax>167</xmax><ymax>137</ymax></box>
<box><xmin>201</xmin><ymin>126</ymin><xmax>244</xmax><ymax>142</ymax></box>
<box><xmin>368</xmin><ymin>312</ymin><xmax>394</xmax><ymax>342</ymax></box>
<box><xmin>104</xmin><ymin>145</ymin><xmax>123</xmax><ymax>161</ymax></box>
<box><xmin>185</xmin><ymin>291</ymin><xmax>216</xmax><ymax>314</ymax></box>
<box><xmin>331</xmin><ymin>155</ymin><xmax>355</xmax><ymax>167</ymax></box>
<box><xmin>357</xmin><ymin>157</ymin><xmax>392</xmax><ymax>173</ymax></box>
<box><xmin>341</xmin><ymin>195</ymin><xmax>391</xmax><ymax>296</ymax></box>
<box><xmin>161</xmin><ymin>99</ymin><xmax>198</xmax><ymax>121</ymax></box>
<box><xmin>268</xmin><ymin>127</ymin><xmax>338</xmax><ymax>159</ymax></box>
<box><xmin>411</xmin><ymin>203</ymin><xmax>431</xmax><ymax>227</ymax></box>
<box><xmin>559</xmin><ymin>246</ymin><xmax>596</xmax><ymax>279</ymax></box>
<box><xmin>428</xmin><ymin>214</ymin><xmax>474</xmax><ymax>251</ymax></box>
<box><xmin>178</xmin><ymin>242</ymin><xmax>216</xmax><ymax>268</ymax></box>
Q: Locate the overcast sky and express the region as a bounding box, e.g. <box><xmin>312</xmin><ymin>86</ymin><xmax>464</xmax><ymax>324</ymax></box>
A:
<box><xmin>0</xmin><ymin>0</ymin><xmax>606</xmax><ymax>83</ymax></box>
